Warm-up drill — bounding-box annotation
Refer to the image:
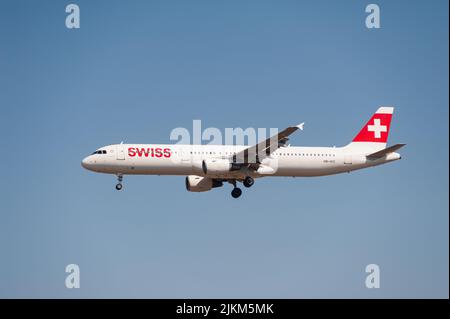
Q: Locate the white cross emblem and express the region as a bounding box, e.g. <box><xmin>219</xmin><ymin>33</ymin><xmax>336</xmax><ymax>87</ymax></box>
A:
<box><xmin>367</xmin><ymin>118</ymin><xmax>387</xmax><ymax>138</ymax></box>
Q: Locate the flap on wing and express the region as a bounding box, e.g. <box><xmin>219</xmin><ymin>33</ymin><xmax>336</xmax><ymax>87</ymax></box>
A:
<box><xmin>233</xmin><ymin>123</ymin><xmax>304</xmax><ymax>164</ymax></box>
<box><xmin>366</xmin><ymin>143</ymin><xmax>406</xmax><ymax>159</ymax></box>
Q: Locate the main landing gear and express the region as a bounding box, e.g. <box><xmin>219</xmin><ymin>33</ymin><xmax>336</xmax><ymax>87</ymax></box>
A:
<box><xmin>115</xmin><ymin>175</ymin><xmax>123</xmax><ymax>190</ymax></box>
<box><xmin>229</xmin><ymin>176</ymin><xmax>254</xmax><ymax>198</ymax></box>
<box><xmin>231</xmin><ymin>187</ymin><xmax>242</xmax><ymax>199</ymax></box>
<box><xmin>243</xmin><ymin>176</ymin><xmax>254</xmax><ymax>188</ymax></box>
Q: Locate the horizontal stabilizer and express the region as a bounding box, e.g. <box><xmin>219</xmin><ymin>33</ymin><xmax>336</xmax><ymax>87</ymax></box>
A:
<box><xmin>366</xmin><ymin>143</ymin><xmax>406</xmax><ymax>159</ymax></box>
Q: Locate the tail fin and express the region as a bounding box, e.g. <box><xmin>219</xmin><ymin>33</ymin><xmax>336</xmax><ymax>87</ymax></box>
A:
<box><xmin>345</xmin><ymin>106</ymin><xmax>394</xmax><ymax>151</ymax></box>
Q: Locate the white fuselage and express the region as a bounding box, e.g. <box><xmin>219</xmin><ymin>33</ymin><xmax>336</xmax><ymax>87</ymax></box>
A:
<box><xmin>81</xmin><ymin>107</ymin><xmax>402</xmax><ymax>197</ymax></box>
<box><xmin>81</xmin><ymin>143</ymin><xmax>401</xmax><ymax>179</ymax></box>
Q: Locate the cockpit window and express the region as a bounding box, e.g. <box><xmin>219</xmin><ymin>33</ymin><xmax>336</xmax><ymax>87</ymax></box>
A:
<box><xmin>91</xmin><ymin>150</ymin><xmax>107</xmax><ymax>155</ymax></box>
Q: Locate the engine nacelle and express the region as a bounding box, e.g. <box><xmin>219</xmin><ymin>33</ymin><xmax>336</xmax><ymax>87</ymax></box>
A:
<box><xmin>202</xmin><ymin>159</ymin><xmax>232</xmax><ymax>175</ymax></box>
<box><xmin>185</xmin><ymin>175</ymin><xmax>223</xmax><ymax>192</ymax></box>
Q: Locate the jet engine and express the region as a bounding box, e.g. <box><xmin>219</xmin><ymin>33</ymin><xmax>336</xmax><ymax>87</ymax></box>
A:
<box><xmin>185</xmin><ymin>175</ymin><xmax>223</xmax><ymax>192</ymax></box>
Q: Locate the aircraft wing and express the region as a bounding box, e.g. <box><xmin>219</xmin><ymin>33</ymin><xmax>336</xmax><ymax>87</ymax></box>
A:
<box><xmin>232</xmin><ymin>123</ymin><xmax>304</xmax><ymax>164</ymax></box>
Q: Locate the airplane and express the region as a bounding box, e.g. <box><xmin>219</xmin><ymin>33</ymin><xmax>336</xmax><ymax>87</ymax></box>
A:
<box><xmin>81</xmin><ymin>107</ymin><xmax>405</xmax><ymax>198</ymax></box>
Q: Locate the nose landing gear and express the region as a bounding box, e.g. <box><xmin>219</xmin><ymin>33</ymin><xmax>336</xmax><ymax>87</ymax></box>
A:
<box><xmin>115</xmin><ymin>175</ymin><xmax>123</xmax><ymax>190</ymax></box>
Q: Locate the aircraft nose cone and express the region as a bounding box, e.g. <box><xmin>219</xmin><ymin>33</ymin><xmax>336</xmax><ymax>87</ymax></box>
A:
<box><xmin>81</xmin><ymin>157</ymin><xmax>92</xmax><ymax>170</ymax></box>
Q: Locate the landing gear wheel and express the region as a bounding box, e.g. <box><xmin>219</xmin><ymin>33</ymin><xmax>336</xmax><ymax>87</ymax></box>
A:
<box><xmin>231</xmin><ymin>187</ymin><xmax>242</xmax><ymax>198</ymax></box>
<box><xmin>243</xmin><ymin>176</ymin><xmax>254</xmax><ymax>188</ymax></box>
<box><xmin>115</xmin><ymin>174</ymin><xmax>124</xmax><ymax>190</ymax></box>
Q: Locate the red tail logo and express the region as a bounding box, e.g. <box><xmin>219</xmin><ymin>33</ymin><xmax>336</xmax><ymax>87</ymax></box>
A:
<box><xmin>352</xmin><ymin>107</ymin><xmax>393</xmax><ymax>143</ymax></box>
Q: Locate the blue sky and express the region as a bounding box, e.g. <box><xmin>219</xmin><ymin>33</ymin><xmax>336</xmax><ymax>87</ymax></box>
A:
<box><xmin>0</xmin><ymin>0</ymin><xmax>448</xmax><ymax>298</ymax></box>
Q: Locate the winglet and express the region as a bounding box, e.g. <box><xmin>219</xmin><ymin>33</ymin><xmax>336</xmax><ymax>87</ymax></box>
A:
<box><xmin>296</xmin><ymin>123</ymin><xmax>305</xmax><ymax>131</ymax></box>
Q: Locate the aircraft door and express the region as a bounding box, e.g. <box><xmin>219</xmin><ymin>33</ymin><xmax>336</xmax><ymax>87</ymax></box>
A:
<box><xmin>116</xmin><ymin>144</ymin><xmax>125</xmax><ymax>160</ymax></box>
<box><xmin>181</xmin><ymin>145</ymin><xmax>191</xmax><ymax>164</ymax></box>
<box><xmin>344</xmin><ymin>154</ymin><xmax>352</xmax><ymax>165</ymax></box>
